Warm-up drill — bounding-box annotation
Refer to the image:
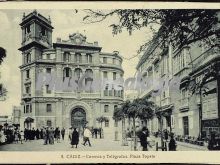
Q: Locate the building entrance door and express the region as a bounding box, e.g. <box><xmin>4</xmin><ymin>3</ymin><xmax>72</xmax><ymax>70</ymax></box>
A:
<box><xmin>183</xmin><ymin>116</ymin><xmax>189</xmax><ymax>136</ymax></box>
<box><xmin>71</xmin><ymin>108</ymin><xmax>86</xmax><ymax>136</ymax></box>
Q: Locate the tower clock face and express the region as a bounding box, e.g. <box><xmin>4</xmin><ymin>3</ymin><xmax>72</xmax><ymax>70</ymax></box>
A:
<box><xmin>74</xmin><ymin>37</ymin><xmax>82</xmax><ymax>45</ymax></box>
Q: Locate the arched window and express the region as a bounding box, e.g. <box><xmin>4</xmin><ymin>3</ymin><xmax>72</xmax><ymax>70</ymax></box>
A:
<box><xmin>74</xmin><ymin>68</ymin><xmax>82</xmax><ymax>80</ymax></box>
<box><xmin>26</xmin><ymin>53</ymin><xmax>31</xmax><ymax>64</ymax></box>
<box><xmin>63</xmin><ymin>67</ymin><xmax>72</xmax><ymax>79</ymax></box>
<box><xmin>63</xmin><ymin>67</ymin><xmax>72</xmax><ymax>87</ymax></box>
<box><xmin>85</xmin><ymin>69</ymin><xmax>93</xmax><ymax>92</ymax></box>
<box><xmin>104</xmin><ymin>84</ymin><xmax>108</xmax><ymax>96</ymax></box>
<box><xmin>63</xmin><ymin>52</ymin><xmax>70</xmax><ymax>62</ymax></box>
<box><xmin>85</xmin><ymin>69</ymin><xmax>93</xmax><ymax>79</ymax></box>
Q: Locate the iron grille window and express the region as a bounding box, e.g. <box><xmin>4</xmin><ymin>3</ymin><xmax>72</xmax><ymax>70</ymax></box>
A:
<box><xmin>46</xmin><ymin>104</ymin><xmax>52</xmax><ymax>112</ymax></box>
<box><xmin>103</xmin><ymin>57</ymin><xmax>107</xmax><ymax>64</ymax></box>
<box><xmin>47</xmin><ymin>120</ymin><xmax>52</xmax><ymax>127</ymax></box>
<box><xmin>26</xmin><ymin>70</ymin><xmax>30</xmax><ymax>79</ymax></box>
<box><xmin>46</xmin><ymin>68</ymin><xmax>51</xmax><ymax>74</ymax></box>
<box><xmin>46</xmin><ymin>85</ymin><xmax>51</xmax><ymax>94</ymax></box>
<box><xmin>104</xmin><ymin>105</ymin><xmax>109</xmax><ymax>113</ymax></box>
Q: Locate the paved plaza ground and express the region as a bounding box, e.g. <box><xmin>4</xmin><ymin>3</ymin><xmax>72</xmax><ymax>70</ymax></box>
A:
<box><xmin>0</xmin><ymin>135</ymin><xmax>208</xmax><ymax>151</ymax></box>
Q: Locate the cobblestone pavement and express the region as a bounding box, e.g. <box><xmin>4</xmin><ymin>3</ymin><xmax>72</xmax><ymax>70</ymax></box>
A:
<box><xmin>0</xmin><ymin>137</ymin><xmax>130</xmax><ymax>151</ymax></box>
<box><xmin>0</xmin><ymin>136</ymin><xmax>208</xmax><ymax>151</ymax></box>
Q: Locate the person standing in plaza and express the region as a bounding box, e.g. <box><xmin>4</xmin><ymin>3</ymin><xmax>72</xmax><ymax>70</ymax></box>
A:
<box><xmin>69</xmin><ymin>127</ymin><xmax>73</xmax><ymax>142</ymax></box>
<box><xmin>61</xmin><ymin>128</ymin><xmax>65</xmax><ymax>140</ymax></box>
<box><xmin>168</xmin><ymin>133</ymin><xmax>177</xmax><ymax>151</ymax></box>
<box><xmin>139</xmin><ymin>127</ymin><xmax>151</xmax><ymax>151</ymax></box>
<box><xmin>55</xmin><ymin>127</ymin><xmax>61</xmax><ymax>143</ymax></box>
<box><xmin>94</xmin><ymin>128</ymin><xmax>98</xmax><ymax>139</ymax></box>
<box><xmin>51</xmin><ymin>127</ymin><xmax>55</xmax><ymax>144</ymax></box>
<box><xmin>40</xmin><ymin>128</ymin><xmax>43</xmax><ymax>139</ymax></box>
<box><xmin>48</xmin><ymin>127</ymin><xmax>53</xmax><ymax>144</ymax></box>
<box><xmin>35</xmin><ymin>128</ymin><xmax>40</xmax><ymax>140</ymax></box>
<box><xmin>19</xmin><ymin>130</ymin><xmax>24</xmax><ymax>144</ymax></box>
<box><xmin>43</xmin><ymin>127</ymin><xmax>48</xmax><ymax>145</ymax></box>
<box><xmin>24</xmin><ymin>128</ymin><xmax>28</xmax><ymax>141</ymax></box>
<box><xmin>83</xmin><ymin>127</ymin><xmax>92</xmax><ymax>147</ymax></box>
<box><xmin>164</xmin><ymin>129</ymin><xmax>169</xmax><ymax>142</ymax></box>
<box><xmin>0</xmin><ymin>126</ymin><xmax>6</xmax><ymax>144</ymax></box>
<box><xmin>71</xmin><ymin>128</ymin><xmax>79</xmax><ymax>148</ymax></box>
<box><xmin>14</xmin><ymin>129</ymin><xmax>19</xmax><ymax>143</ymax></box>
<box><xmin>31</xmin><ymin>128</ymin><xmax>36</xmax><ymax>140</ymax></box>
<box><xmin>208</xmin><ymin>132</ymin><xmax>216</xmax><ymax>150</ymax></box>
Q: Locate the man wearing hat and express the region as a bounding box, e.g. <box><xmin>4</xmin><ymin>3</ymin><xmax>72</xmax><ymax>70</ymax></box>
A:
<box><xmin>139</xmin><ymin>126</ymin><xmax>150</xmax><ymax>151</ymax></box>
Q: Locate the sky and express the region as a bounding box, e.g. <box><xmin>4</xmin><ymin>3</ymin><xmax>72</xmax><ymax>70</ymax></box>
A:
<box><xmin>0</xmin><ymin>9</ymin><xmax>153</xmax><ymax>116</ymax></box>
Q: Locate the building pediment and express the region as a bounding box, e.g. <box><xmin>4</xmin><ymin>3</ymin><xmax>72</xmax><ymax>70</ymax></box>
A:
<box><xmin>69</xmin><ymin>33</ymin><xmax>87</xmax><ymax>45</ymax></box>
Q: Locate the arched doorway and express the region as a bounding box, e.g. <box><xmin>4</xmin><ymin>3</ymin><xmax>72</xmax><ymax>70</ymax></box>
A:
<box><xmin>71</xmin><ymin>108</ymin><xmax>87</xmax><ymax>135</ymax></box>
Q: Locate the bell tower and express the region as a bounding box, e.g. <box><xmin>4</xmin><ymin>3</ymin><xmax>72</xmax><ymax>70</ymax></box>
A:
<box><xmin>19</xmin><ymin>10</ymin><xmax>53</xmax><ymax>53</ymax></box>
<box><xmin>18</xmin><ymin>10</ymin><xmax>54</xmax><ymax>129</ymax></box>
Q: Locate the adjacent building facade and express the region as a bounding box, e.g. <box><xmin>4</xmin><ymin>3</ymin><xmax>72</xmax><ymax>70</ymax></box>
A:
<box><xmin>137</xmin><ymin>27</ymin><xmax>220</xmax><ymax>139</ymax></box>
<box><xmin>18</xmin><ymin>11</ymin><xmax>124</xmax><ymax>138</ymax></box>
<box><xmin>12</xmin><ymin>106</ymin><xmax>21</xmax><ymax>125</ymax></box>
<box><xmin>0</xmin><ymin>66</ymin><xmax>6</xmax><ymax>101</ymax></box>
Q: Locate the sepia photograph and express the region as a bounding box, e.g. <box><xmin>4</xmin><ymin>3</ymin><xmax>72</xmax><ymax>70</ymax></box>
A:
<box><xmin>0</xmin><ymin>2</ymin><xmax>220</xmax><ymax>163</ymax></box>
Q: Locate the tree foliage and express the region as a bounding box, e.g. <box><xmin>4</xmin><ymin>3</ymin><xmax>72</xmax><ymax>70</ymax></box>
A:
<box><xmin>0</xmin><ymin>47</ymin><xmax>6</xmax><ymax>64</ymax></box>
<box><xmin>96</xmin><ymin>116</ymin><xmax>109</xmax><ymax>123</ymax></box>
<box><xmin>113</xmin><ymin>100</ymin><xmax>131</xmax><ymax>121</ymax></box>
<box><xmin>127</xmin><ymin>98</ymin><xmax>155</xmax><ymax>120</ymax></box>
<box><xmin>83</xmin><ymin>9</ymin><xmax>220</xmax><ymax>52</ymax></box>
<box><xmin>113</xmin><ymin>98</ymin><xmax>155</xmax><ymax>121</ymax></box>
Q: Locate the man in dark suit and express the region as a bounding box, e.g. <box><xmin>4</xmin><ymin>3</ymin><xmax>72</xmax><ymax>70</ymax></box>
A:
<box><xmin>139</xmin><ymin>126</ymin><xmax>151</xmax><ymax>151</ymax></box>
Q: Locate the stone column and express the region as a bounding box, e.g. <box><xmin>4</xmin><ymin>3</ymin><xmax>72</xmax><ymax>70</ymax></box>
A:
<box><xmin>94</xmin><ymin>100</ymin><xmax>100</xmax><ymax>127</ymax></box>
<box><xmin>93</xmin><ymin>67</ymin><xmax>100</xmax><ymax>93</ymax></box>
<box><xmin>168</xmin><ymin>43</ymin><xmax>173</xmax><ymax>78</ymax></box>
<box><xmin>56</xmin><ymin>48</ymin><xmax>62</xmax><ymax>62</ymax></box>
<box><xmin>56</xmin><ymin>101</ymin><xmax>62</xmax><ymax>128</ymax></box>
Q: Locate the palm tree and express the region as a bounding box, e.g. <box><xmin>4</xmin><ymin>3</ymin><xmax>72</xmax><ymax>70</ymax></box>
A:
<box><xmin>96</xmin><ymin>116</ymin><xmax>109</xmax><ymax>138</ymax></box>
<box><xmin>127</xmin><ymin>98</ymin><xmax>155</xmax><ymax>151</ymax></box>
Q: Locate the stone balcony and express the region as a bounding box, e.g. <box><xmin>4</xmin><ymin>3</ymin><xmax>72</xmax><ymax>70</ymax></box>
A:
<box><xmin>22</xmin><ymin>93</ymin><xmax>32</xmax><ymax>101</ymax></box>
<box><xmin>100</xmin><ymin>63</ymin><xmax>123</xmax><ymax>70</ymax></box>
<box><xmin>55</xmin><ymin>92</ymin><xmax>100</xmax><ymax>99</ymax></box>
<box><xmin>178</xmin><ymin>97</ymin><xmax>189</xmax><ymax>112</ymax></box>
<box><xmin>37</xmin><ymin>58</ymin><xmax>56</xmax><ymax>63</ymax></box>
<box><xmin>139</xmin><ymin>84</ymin><xmax>154</xmax><ymax>98</ymax></box>
<box><xmin>103</xmin><ymin>95</ymin><xmax>124</xmax><ymax>101</ymax></box>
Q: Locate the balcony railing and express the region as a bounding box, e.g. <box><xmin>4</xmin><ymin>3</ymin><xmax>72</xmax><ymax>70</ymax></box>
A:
<box><xmin>23</xmin><ymin>93</ymin><xmax>31</xmax><ymax>98</ymax></box>
<box><xmin>139</xmin><ymin>83</ymin><xmax>154</xmax><ymax>98</ymax></box>
<box><xmin>101</xmin><ymin>63</ymin><xmax>122</xmax><ymax>70</ymax></box>
<box><xmin>55</xmin><ymin>92</ymin><xmax>100</xmax><ymax>99</ymax></box>
<box><xmin>80</xmin><ymin>93</ymin><xmax>100</xmax><ymax>99</ymax></box>
<box><xmin>191</xmin><ymin>47</ymin><xmax>220</xmax><ymax>70</ymax></box>
<box><xmin>37</xmin><ymin>59</ymin><xmax>56</xmax><ymax>63</ymax></box>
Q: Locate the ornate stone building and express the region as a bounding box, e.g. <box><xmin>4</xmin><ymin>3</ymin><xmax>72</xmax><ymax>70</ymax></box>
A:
<box><xmin>137</xmin><ymin>26</ymin><xmax>220</xmax><ymax>139</ymax></box>
<box><xmin>18</xmin><ymin>11</ymin><xmax>124</xmax><ymax>138</ymax></box>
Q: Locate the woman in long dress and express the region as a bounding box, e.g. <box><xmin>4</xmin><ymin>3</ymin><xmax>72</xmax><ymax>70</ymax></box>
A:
<box><xmin>71</xmin><ymin>128</ymin><xmax>79</xmax><ymax>148</ymax></box>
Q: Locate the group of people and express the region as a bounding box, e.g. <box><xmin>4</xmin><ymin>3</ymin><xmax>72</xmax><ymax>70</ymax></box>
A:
<box><xmin>69</xmin><ymin>127</ymin><xmax>92</xmax><ymax>148</ymax></box>
<box><xmin>139</xmin><ymin>127</ymin><xmax>177</xmax><ymax>151</ymax></box>
<box><xmin>0</xmin><ymin>126</ymin><xmax>66</xmax><ymax>146</ymax></box>
<box><xmin>91</xmin><ymin>127</ymin><xmax>103</xmax><ymax>139</ymax></box>
<box><xmin>42</xmin><ymin>127</ymin><xmax>65</xmax><ymax>145</ymax></box>
<box><xmin>0</xmin><ymin>127</ymin><xmax>24</xmax><ymax>144</ymax></box>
